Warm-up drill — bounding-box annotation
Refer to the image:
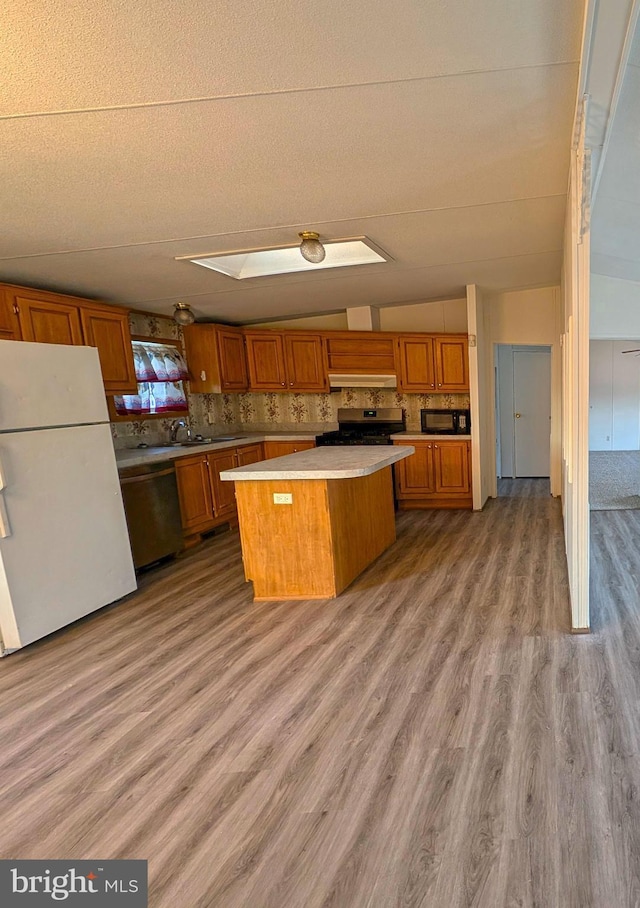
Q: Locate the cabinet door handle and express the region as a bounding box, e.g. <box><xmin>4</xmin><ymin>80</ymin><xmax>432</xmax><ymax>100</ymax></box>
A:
<box><xmin>281</xmin><ymin>382</ymin><xmax>286</xmax><ymax>386</ymax></box>
<box><xmin>289</xmin><ymin>381</ymin><xmax>293</xmax><ymax>386</ymax></box>
<box><xmin>200</xmin><ymin>370</ymin><xmax>207</xmax><ymax>381</ymax></box>
<box><xmin>438</xmin><ymin>383</ymin><xmax>442</xmax><ymax>387</ymax></box>
<box><xmin>434</xmin><ymin>444</ymin><xmax>438</xmax><ymax>449</ymax></box>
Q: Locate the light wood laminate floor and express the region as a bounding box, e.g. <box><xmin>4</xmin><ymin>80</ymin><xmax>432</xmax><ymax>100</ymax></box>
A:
<box><xmin>0</xmin><ymin>480</ymin><xmax>638</xmax><ymax>906</ymax></box>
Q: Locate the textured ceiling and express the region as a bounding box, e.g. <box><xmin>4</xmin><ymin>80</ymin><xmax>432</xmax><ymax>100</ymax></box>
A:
<box><xmin>1</xmin><ymin>0</ymin><xmax>584</xmax><ymax>322</ymax></box>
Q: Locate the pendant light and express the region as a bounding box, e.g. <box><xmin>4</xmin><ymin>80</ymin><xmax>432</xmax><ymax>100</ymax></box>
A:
<box><xmin>298</xmin><ymin>231</ymin><xmax>326</xmax><ymax>264</ymax></box>
<box><xmin>173</xmin><ymin>301</ymin><xmax>196</xmax><ymax>326</ymax></box>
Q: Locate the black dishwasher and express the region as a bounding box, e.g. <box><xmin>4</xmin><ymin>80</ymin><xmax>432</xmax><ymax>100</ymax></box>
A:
<box><xmin>119</xmin><ymin>461</ymin><xmax>183</xmax><ymax>570</ymax></box>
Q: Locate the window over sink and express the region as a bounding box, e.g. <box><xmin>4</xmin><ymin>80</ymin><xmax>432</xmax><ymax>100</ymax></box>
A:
<box><xmin>112</xmin><ymin>337</ymin><xmax>189</xmax><ymax>418</ymax></box>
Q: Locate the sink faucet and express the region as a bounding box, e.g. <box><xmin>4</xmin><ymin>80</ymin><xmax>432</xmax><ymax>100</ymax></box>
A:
<box><xmin>169</xmin><ymin>418</ymin><xmax>192</xmax><ymax>443</ymax></box>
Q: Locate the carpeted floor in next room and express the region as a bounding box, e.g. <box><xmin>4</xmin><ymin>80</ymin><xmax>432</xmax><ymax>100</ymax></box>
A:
<box><xmin>589</xmin><ymin>450</ymin><xmax>640</xmax><ymax>510</ymax></box>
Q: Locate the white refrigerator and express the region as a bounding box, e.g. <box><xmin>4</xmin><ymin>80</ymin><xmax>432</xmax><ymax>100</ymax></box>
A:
<box><xmin>0</xmin><ymin>339</ymin><xmax>137</xmax><ymax>654</ymax></box>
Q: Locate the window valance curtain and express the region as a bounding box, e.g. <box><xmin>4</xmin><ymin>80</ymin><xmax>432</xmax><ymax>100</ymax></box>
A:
<box><xmin>113</xmin><ymin>382</ymin><xmax>188</xmax><ymax>416</ymax></box>
<box><xmin>132</xmin><ymin>341</ymin><xmax>189</xmax><ymax>383</ymax></box>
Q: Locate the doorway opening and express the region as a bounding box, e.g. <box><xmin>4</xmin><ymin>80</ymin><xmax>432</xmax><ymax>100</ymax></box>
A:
<box><xmin>495</xmin><ymin>344</ymin><xmax>552</xmax><ymax>496</ymax></box>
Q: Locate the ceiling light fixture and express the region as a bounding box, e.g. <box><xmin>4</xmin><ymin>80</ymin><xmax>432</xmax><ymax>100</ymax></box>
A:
<box><xmin>298</xmin><ymin>231</ymin><xmax>326</xmax><ymax>264</ymax></box>
<box><xmin>178</xmin><ymin>236</ymin><xmax>390</xmax><ymax>279</ymax></box>
<box><xmin>173</xmin><ymin>301</ymin><xmax>196</xmax><ymax>326</ymax></box>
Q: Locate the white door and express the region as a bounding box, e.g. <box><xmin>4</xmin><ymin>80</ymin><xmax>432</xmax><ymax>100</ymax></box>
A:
<box><xmin>0</xmin><ymin>423</ymin><xmax>136</xmax><ymax>652</ymax></box>
<box><xmin>513</xmin><ymin>350</ymin><xmax>551</xmax><ymax>477</ymax></box>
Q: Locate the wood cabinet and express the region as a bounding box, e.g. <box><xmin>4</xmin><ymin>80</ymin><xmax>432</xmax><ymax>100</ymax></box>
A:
<box><xmin>262</xmin><ymin>440</ymin><xmax>316</xmax><ymax>459</ymax></box>
<box><xmin>245</xmin><ymin>331</ymin><xmax>288</xmax><ymax>390</ymax></box>
<box><xmin>182</xmin><ymin>324</ymin><xmax>248</xmax><ymax>393</ymax></box>
<box><xmin>15</xmin><ymin>290</ymin><xmax>84</xmax><ymax>346</ymax></box>
<box><xmin>245</xmin><ymin>331</ymin><xmax>328</xmax><ymax>391</ymax></box>
<box><xmin>284</xmin><ymin>334</ymin><xmax>329</xmax><ymax>391</ymax></box>
<box><xmin>394</xmin><ymin>439</ymin><xmax>471</xmax><ymax>509</ymax></box>
<box><xmin>434</xmin><ymin>336</ymin><xmax>469</xmax><ymax>391</ymax></box>
<box><xmin>236</xmin><ymin>443</ymin><xmax>265</xmax><ymax>466</ymax></box>
<box><xmin>2</xmin><ymin>283</ymin><xmax>136</xmax><ymax>394</ymax></box>
<box><xmin>174</xmin><ymin>454</ymin><xmax>215</xmax><ymax>533</ymax></box>
<box><xmin>396</xmin><ymin>334</ymin><xmax>469</xmax><ymax>392</ymax></box>
<box><xmin>0</xmin><ymin>287</ymin><xmax>21</xmax><ymax>340</ymax></box>
<box><xmin>325</xmin><ymin>332</ymin><xmax>397</xmax><ymax>374</ymax></box>
<box><xmin>175</xmin><ymin>442</ymin><xmax>266</xmax><ymax>538</ymax></box>
<box><xmin>79</xmin><ymin>305</ymin><xmax>137</xmax><ymax>393</ymax></box>
<box><xmin>208</xmin><ymin>450</ymin><xmax>238</xmax><ymax>517</ymax></box>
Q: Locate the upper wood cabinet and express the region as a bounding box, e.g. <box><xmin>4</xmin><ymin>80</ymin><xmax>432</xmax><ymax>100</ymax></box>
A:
<box><xmin>396</xmin><ymin>334</ymin><xmax>469</xmax><ymax>392</ymax></box>
<box><xmin>396</xmin><ymin>336</ymin><xmax>436</xmax><ymax>392</ymax></box>
<box><xmin>245</xmin><ymin>331</ymin><xmax>288</xmax><ymax>390</ymax></box>
<box><xmin>182</xmin><ymin>324</ymin><xmax>248</xmax><ymax>393</ymax></box>
<box><xmin>14</xmin><ymin>289</ymin><xmax>84</xmax><ymax>346</ymax></box>
<box><xmin>434</xmin><ymin>336</ymin><xmax>469</xmax><ymax>391</ymax></box>
<box><xmin>245</xmin><ymin>331</ymin><xmax>328</xmax><ymax>391</ymax></box>
<box><xmin>2</xmin><ymin>282</ymin><xmax>137</xmax><ymax>394</ymax></box>
<box><xmin>0</xmin><ymin>287</ymin><xmax>21</xmax><ymax>340</ymax></box>
<box><xmin>283</xmin><ymin>334</ymin><xmax>328</xmax><ymax>391</ymax></box>
<box><xmin>325</xmin><ymin>332</ymin><xmax>397</xmax><ymax>374</ymax></box>
<box><xmin>79</xmin><ymin>306</ymin><xmax>137</xmax><ymax>394</ymax></box>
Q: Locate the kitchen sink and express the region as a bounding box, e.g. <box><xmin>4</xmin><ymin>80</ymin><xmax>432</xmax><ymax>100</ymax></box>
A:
<box><xmin>159</xmin><ymin>436</ymin><xmax>243</xmax><ymax>447</ymax></box>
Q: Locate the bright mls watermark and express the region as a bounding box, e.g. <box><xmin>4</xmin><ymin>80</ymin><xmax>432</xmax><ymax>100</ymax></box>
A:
<box><xmin>0</xmin><ymin>861</ymin><xmax>147</xmax><ymax>906</ymax></box>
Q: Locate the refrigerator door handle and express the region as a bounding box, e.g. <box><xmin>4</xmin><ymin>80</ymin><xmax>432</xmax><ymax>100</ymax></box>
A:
<box><xmin>0</xmin><ymin>457</ymin><xmax>10</xmax><ymax>537</ymax></box>
<box><xmin>0</xmin><ymin>494</ymin><xmax>10</xmax><ymax>538</ymax></box>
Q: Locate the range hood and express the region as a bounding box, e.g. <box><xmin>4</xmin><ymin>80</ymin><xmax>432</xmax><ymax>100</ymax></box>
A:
<box><xmin>328</xmin><ymin>373</ymin><xmax>397</xmax><ymax>389</ymax></box>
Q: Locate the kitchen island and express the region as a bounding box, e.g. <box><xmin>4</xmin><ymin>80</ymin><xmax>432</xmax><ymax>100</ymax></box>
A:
<box><xmin>220</xmin><ymin>445</ymin><xmax>414</xmax><ymax>600</ymax></box>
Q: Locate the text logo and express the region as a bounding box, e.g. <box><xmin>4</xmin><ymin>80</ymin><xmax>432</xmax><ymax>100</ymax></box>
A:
<box><xmin>0</xmin><ymin>861</ymin><xmax>147</xmax><ymax>906</ymax></box>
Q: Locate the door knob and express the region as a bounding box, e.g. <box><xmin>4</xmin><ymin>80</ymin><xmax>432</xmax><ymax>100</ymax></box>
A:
<box><xmin>515</xmin><ymin>413</ymin><xmax>521</xmax><ymax>418</ymax></box>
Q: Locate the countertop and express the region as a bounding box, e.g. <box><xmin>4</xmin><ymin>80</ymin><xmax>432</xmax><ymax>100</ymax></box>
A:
<box><xmin>114</xmin><ymin>431</ymin><xmax>471</xmax><ymax>470</ymax></box>
<box><xmin>219</xmin><ymin>445</ymin><xmax>415</xmax><ymax>481</ymax></box>
<box><xmin>114</xmin><ymin>432</ymin><xmax>318</xmax><ymax>470</ymax></box>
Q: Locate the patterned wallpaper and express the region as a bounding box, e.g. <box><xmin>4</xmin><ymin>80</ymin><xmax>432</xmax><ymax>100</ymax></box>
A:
<box><xmin>110</xmin><ymin>312</ymin><xmax>470</xmax><ymax>447</ymax></box>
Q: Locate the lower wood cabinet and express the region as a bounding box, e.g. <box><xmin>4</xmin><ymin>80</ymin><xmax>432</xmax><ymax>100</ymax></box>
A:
<box><xmin>393</xmin><ymin>439</ymin><xmax>472</xmax><ymax>509</ymax></box>
<box><xmin>262</xmin><ymin>440</ymin><xmax>316</xmax><ymax>459</ymax></box>
<box><xmin>175</xmin><ymin>443</ymin><xmax>265</xmax><ymax>537</ymax></box>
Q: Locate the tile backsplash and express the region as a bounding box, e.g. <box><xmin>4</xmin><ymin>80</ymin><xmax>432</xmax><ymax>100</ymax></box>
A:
<box><xmin>110</xmin><ymin>312</ymin><xmax>470</xmax><ymax>447</ymax></box>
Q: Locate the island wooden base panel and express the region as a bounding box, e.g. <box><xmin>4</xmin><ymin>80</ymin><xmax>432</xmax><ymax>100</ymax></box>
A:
<box><xmin>3</xmin><ymin>480</ymin><xmax>640</xmax><ymax>906</ymax></box>
<box><xmin>235</xmin><ymin>467</ymin><xmax>396</xmax><ymax>600</ymax></box>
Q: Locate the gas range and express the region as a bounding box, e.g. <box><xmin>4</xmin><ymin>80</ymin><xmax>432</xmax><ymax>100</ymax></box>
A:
<box><xmin>316</xmin><ymin>408</ymin><xmax>406</xmax><ymax>446</ymax></box>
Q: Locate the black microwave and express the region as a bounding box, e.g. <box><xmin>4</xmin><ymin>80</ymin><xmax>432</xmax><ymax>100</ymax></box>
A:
<box><xmin>420</xmin><ymin>408</ymin><xmax>471</xmax><ymax>435</ymax></box>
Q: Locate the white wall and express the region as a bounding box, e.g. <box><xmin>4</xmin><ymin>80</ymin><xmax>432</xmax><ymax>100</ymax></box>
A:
<box><xmin>251</xmin><ymin>312</ymin><xmax>349</xmax><ymax>330</ymax></box>
<box><xmin>561</xmin><ymin>134</ymin><xmax>590</xmax><ymax>631</ymax></box>
<box><xmin>254</xmin><ymin>297</ymin><xmax>468</xmax><ymax>332</ymax></box>
<box><xmin>378</xmin><ymin>298</ymin><xmax>467</xmax><ymax>332</ymax></box>
<box><xmin>467</xmin><ymin>285</ymin><xmax>493</xmax><ymax>509</ymax></box>
<box><xmin>589</xmin><ymin>340</ymin><xmax>640</xmax><ymax>449</ymax></box>
<box><xmin>590</xmin><ymin>274</ymin><xmax>640</xmax><ymax>337</ymax></box>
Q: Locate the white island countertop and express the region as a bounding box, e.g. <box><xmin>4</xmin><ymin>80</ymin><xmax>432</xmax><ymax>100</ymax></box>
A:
<box><xmin>220</xmin><ymin>444</ymin><xmax>415</xmax><ymax>481</ymax></box>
